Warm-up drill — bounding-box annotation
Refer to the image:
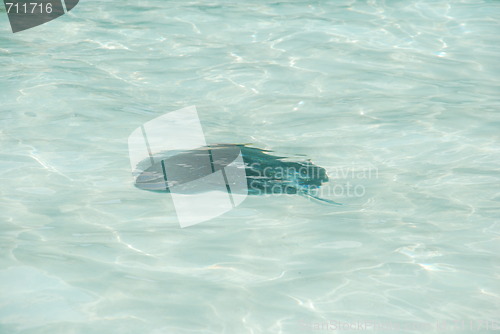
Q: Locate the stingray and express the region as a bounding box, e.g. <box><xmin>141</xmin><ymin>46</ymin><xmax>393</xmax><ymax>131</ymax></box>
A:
<box><xmin>134</xmin><ymin>144</ymin><xmax>340</xmax><ymax>205</ymax></box>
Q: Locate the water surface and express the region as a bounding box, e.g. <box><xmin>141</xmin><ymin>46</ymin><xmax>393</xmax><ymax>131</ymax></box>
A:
<box><xmin>0</xmin><ymin>0</ymin><xmax>499</xmax><ymax>333</ymax></box>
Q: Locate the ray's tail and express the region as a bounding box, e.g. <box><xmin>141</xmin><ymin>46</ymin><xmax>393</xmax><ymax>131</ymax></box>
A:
<box><xmin>299</xmin><ymin>191</ymin><xmax>343</xmax><ymax>205</ymax></box>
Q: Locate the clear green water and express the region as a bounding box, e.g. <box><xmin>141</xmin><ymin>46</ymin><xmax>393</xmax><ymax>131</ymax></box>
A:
<box><xmin>1</xmin><ymin>1</ymin><xmax>499</xmax><ymax>333</ymax></box>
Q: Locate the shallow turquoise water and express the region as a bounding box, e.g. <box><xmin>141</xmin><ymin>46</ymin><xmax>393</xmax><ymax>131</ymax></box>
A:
<box><xmin>1</xmin><ymin>0</ymin><xmax>499</xmax><ymax>333</ymax></box>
